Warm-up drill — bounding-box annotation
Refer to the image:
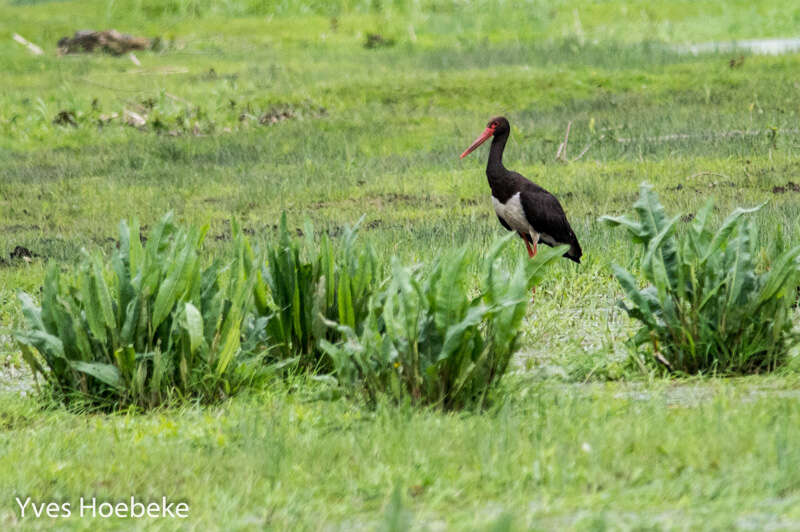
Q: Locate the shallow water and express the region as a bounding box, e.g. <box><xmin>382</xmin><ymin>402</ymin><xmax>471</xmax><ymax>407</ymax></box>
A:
<box><xmin>679</xmin><ymin>38</ymin><xmax>800</xmax><ymax>56</ymax></box>
<box><xmin>0</xmin><ymin>361</ymin><xmax>34</xmax><ymax>397</ymax></box>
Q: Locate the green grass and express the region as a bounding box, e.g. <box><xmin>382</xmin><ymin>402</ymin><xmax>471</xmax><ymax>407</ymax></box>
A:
<box><xmin>2</xmin><ymin>0</ymin><xmax>800</xmax><ymax>529</ymax></box>
<box><xmin>6</xmin><ymin>378</ymin><xmax>800</xmax><ymax>530</ymax></box>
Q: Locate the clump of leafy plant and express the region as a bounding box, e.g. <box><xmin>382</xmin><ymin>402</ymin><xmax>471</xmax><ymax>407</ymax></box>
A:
<box><xmin>321</xmin><ymin>236</ymin><xmax>567</xmax><ymax>410</ymax></box>
<box><xmin>601</xmin><ymin>183</ymin><xmax>800</xmax><ymax>375</ymax></box>
<box><xmin>252</xmin><ymin>214</ymin><xmax>379</xmax><ymax>370</ymax></box>
<box><xmin>15</xmin><ymin>214</ymin><xmax>258</xmax><ymax>410</ymax></box>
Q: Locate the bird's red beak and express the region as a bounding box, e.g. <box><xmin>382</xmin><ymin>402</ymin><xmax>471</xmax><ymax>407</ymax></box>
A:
<box><xmin>460</xmin><ymin>125</ymin><xmax>496</xmax><ymax>158</ymax></box>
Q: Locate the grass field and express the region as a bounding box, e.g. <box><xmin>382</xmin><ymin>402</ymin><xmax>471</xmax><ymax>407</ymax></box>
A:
<box><xmin>3</xmin><ymin>0</ymin><xmax>800</xmax><ymax>529</ymax></box>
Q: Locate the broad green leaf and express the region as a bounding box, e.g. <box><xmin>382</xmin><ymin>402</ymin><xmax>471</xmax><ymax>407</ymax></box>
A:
<box><xmin>337</xmin><ymin>271</ymin><xmax>355</xmax><ymax>328</ymax></box>
<box><xmin>127</xmin><ymin>218</ymin><xmax>144</xmax><ymax>273</ymax></box>
<box><xmin>68</xmin><ymin>360</ymin><xmax>122</xmax><ymax>389</ymax></box>
<box><xmin>633</xmin><ymin>183</ymin><xmax>670</xmax><ymax>239</ymax></box>
<box><xmin>152</xmin><ymin>236</ymin><xmax>195</xmax><ymax>330</ymax></box>
<box><xmin>598</xmin><ymin>214</ymin><xmax>647</xmax><ymax>241</ymax></box>
<box><xmin>641</xmin><ymin>214</ymin><xmax>680</xmax><ymax>287</ymax></box>
<box><xmin>439</xmin><ymin>304</ymin><xmax>487</xmax><ymax>362</ymax></box>
<box><xmin>253</xmin><ymin>269</ymin><xmax>268</xmax><ymax>315</ymax></box>
<box><xmin>756</xmin><ymin>245</ymin><xmax>800</xmax><ymax>307</ymax></box>
<box><xmin>113</xmin><ymin>345</ymin><xmax>136</xmax><ymax>379</ymax></box>
<box><xmin>612</xmin><ymin>264</ymin><xmax>657</xmax><ymax>328</ymax></box>
<box><xmin>15</xmin><ymin>329</ymin><xmax>65</xmax><ymax>360</ymax></box>
<box><xmin>18</xmin><ymin>291</ymin><xmax>45</xmax><ymax>332</ymax></box>
<box><xmin>80</xmin><ymin>261</ymin><xmax>107</xmax><ymax>345</ymax></box>
<box><xmin>19</xmin><ymin>344</ymin><xmax>47</xmax><ymax>377</ymax></box>
<box><xmin>40</xmin><ymin>264</ymin><xmax>61</xmax><ymax>333</ymax></box>
<box><xmin>183</xmin><ymin>303</ymin><xmax>204</xmax><ymax>355</ymax></box>
<box><xmin>215</xmin><ymin>315</ymin><xmax>242</xmax><ymax>376</ymax></box>
<box><xmin>701</xmin><ymin>203</ymin><xmax>765</xmax><ymax>265</ymax></box>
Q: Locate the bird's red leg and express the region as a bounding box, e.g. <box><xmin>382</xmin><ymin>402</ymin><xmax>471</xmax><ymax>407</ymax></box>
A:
<box><xmin>523</xmin><ymin>238</ymin><xmax>535</xmax><ymax>258</ymax></box>
<box><xmin>520</xmin><ymin>233</ymin><xmax>537</xmax><ymax>298</ymax></box>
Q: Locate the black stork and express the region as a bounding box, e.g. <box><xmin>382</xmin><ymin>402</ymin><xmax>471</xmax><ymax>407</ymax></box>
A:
<box><xmin>460</xmin><ymin>116</ymin><xmax>582</xmax><ymax>265</ymax></box>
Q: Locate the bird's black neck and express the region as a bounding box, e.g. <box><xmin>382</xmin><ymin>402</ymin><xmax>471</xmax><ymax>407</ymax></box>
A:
<box><xmin>486</xmin><ymin>129</ymin><xmax>509</xmax><ymax>185</ymax></box>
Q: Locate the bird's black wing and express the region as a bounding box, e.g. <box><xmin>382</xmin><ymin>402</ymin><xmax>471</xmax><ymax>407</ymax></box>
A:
<box><xmin>519</xmin><ymin>183</ymin><xmax>582</xmax><ymax>262</ymax></box>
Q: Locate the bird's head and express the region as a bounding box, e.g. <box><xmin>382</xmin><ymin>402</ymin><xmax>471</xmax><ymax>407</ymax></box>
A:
<box><xmin>460</xmin><ymin>116</ymin><xmax>510</xmax><ymax>158</ymax></box>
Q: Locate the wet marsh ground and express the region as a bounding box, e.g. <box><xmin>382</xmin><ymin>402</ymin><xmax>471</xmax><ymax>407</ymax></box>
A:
<box><xmin>2</xmin><ymin>0</ymin><xmax>800</xmax><ymax>529</ymax></box>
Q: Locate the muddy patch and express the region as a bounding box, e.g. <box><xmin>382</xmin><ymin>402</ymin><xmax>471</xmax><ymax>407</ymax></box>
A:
<box><xmin>772</xmin><ymin>181</ymin><xmax>800</xmax><ymax>194</ymax></box>
<box><xmin>705</xmin><ymin>180</ymin><xmax>736</xmax><ymax>189</ymax></box>
<box><xmin>3</xmin><ymin>224</ymin><xmax>40</xmax><ymax>233</ymax></box>
<box><xmin>240</xmin><ymin>101</ymin><xmax>327</xmax><ymax>125</ymax></box>
<box><xmin>668</xmin><ymin>181</ymin><xmax>736</xmax><ymax>195</ymax></box>
<box><xmin>318</xmin><ymin>219</ymin><xmax>386</xmax><ymax>238</ymax></box>
<box><xmin>258</xmin><ymin>107</ymin><xmax>297</xmax><ymax>125</ymax></box>
<box><xmin>212</xmin><ymin>228</ymin><xmax>256</xmax><ymax>242</ymax></box>
<box><xmin>211</xmin><ymin>220</ymin><xmax>256</xmax><ymax>242</ymax></box>
<box><xmin>255</xmin><ymin>218</ymin><xmax>389</xmax><ymax>240</ymax></box>
<box><xmin>5</xmin><ymin>245</ymin><xmax>39</xmax><ymax>264</ymax></box>
<box><xmin>310</xmin><ymin>192</ymin><xmax>420</xmax><ymax>211</ymax></box>
<box><xmin>53</xmin><ymin>110</ymin><xmax>77</xmax><ymax>127</ymax></box>
<box><xmin>92</xmin><ymin>236</ymin><xmax>118</xmax><ymax>248</ymax></box>
<box><xmin>57</xmin><ymin>30</ymin><xmax>151</xmax><ymax>55</ymax></box>
<box><xmin>382</xmin><ymin>193</ymin><xmax>415</xmax><ymax>203</ymax></box>
<box><xmin>364</xmin><ymin>33</ymin><xmax>395</xmax><ymax>49</ymax></box>
<box><xmin>364</xmin><ymin>219</ymin><xmax>384</xmax><ymax>231</ymax></box>
<box><xmin>729</xmin><ymin>55</ymin><xmax>745</xmax><ymax>69</ymax></box>
<box><xmin>194</xmin><ymin>68</ymin><xmax>239</xmax><ymax>83</ymax></box>
<box><xmin>263</xmin><ymin>224</ymin><xmax>305</xmax><ymax>238</ymax></box>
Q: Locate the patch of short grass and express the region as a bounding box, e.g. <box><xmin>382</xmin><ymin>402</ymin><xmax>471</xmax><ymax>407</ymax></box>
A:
<box><xmin>4</xmin><ymin>378</ymin><xmax>800</xmax><ymax>529</ymax></box>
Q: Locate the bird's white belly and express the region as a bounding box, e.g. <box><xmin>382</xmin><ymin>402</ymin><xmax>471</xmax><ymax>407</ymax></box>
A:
<box><xmin>492</xmin><ymin>193</ymin><xmax>538</xmax><ymax>240</ymax></box>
